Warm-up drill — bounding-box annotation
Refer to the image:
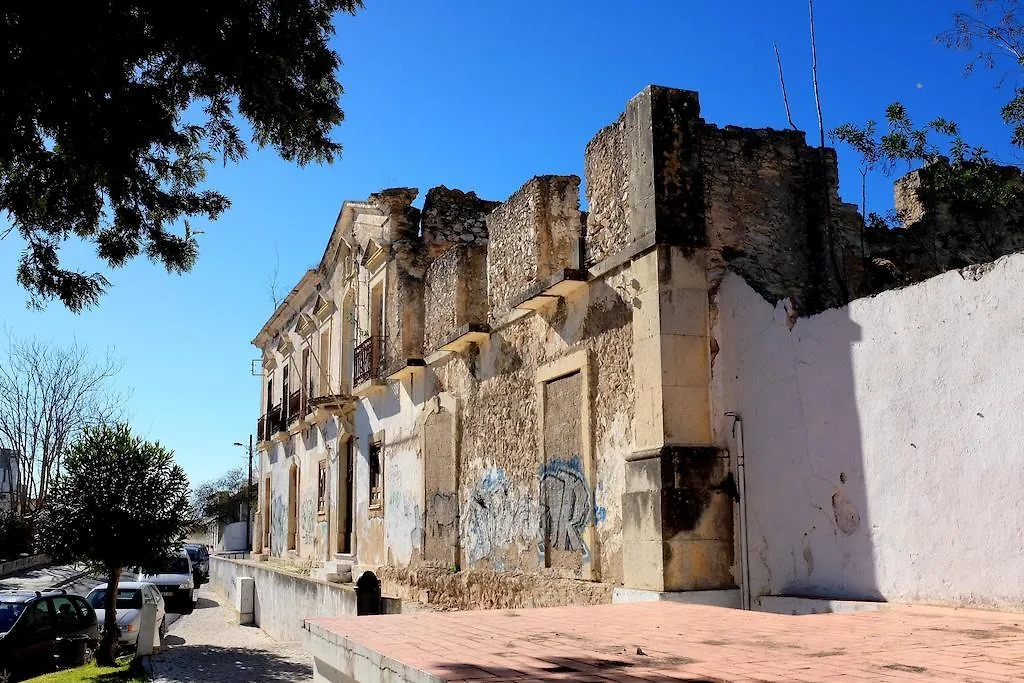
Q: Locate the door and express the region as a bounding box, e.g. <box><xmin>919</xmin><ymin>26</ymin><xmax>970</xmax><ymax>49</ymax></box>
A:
<box><xmin>337</xmin><ymin>438</ymin><xmax>354</xmax><ymax>554</ymax></box>
<box><xmin>15</xmin><ymin>599</ymin><xmax>57</xmax><ymax>673</ymax></box>
<box><xmin>541</xmin><ymin>371</ymin><xmax>592</xmax><ymax>578</ymax></box>
<box><xmin>263</xmin><ymin>478</ymin><xmax>271</xmax><ymax>550</ymax></box>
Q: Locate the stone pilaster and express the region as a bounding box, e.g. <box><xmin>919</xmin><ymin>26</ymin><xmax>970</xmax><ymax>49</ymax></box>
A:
<box><xmin>621</xmin><ymin>86</ymin><xmax>735</xmax><ymax>592</ymax></box>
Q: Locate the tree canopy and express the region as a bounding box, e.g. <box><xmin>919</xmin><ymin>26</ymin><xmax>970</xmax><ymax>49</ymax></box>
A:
<box><xmin>192</xmin><ymin>466</ymin><xmax>255</xmax><ymax>528</ymax></box>
<box><xmin>35</xmin><ymin>423</ymin><xmax>191</xmax><ymax>663</ymax></box>
<box><xmin>0</xmin><ymin>1</ymin><xmax>363</xmax><ymax>311</ymax></box>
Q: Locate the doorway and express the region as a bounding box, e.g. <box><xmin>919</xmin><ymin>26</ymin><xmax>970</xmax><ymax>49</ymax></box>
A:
<box><xmin>336</xmin><ymin>439</ymin><xmax>354</xmax><ymax>554</ymax></box>
<box><xmin>262</xmin><ymin>478</ymin><xmax>271</xmax><ymax>551</ymax></box>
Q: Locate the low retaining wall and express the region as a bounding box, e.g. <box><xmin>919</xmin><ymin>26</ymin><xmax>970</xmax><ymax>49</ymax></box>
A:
<box><xmin>378</xmin><ymin>565</ymin><xmax>613</xmax><ymax>611</ymax></box>
<box><xmin>0</xmin><ymin>554</ymin><xmax>49</xmax><ymax>578</ymax></box>
<box><xmin>210</xmin><ymin>556</ymin><xmax>357</xmax><ymax>642</ymax></box>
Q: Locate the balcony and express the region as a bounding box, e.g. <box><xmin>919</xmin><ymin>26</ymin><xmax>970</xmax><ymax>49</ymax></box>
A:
<box><xmin>286</xmin><ymin>390</ymin><xmax>302</xmax><ymax>427</ymax></box>
<box><xmin>353</xmin><ymin>336</ymin><xmax>384</xmax><ymax>388</ymax></box>
<box><xmin>268</xmin><ymin>403</ymin><xmax>287</xmax><ymax>441</ymax></box>
<box><xmin>257</xmin><ymin>415</ymin><xmax>267</xmax><ymax>446</ymax></box>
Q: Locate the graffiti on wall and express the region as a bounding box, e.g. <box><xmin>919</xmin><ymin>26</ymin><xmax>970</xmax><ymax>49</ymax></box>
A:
<box><xmin>540</xmin><ymin>456</ymin><xmax>592</xmax><ymax>556</ymax></box>
<box><xmin>463</xmin><ymin>467</ymin><xmax>537</xmax><ymax>567</ymax></box>
<box><xmin>425</xmin><ymin>491</ymin><xmax>458</xmax><ymax>551</ymax></box>
<box><xmin>300</xmin><ymin>499</ymin><xmax>317</xmax><ymax>544</ymax></box>
<box><xmin>271</xmin><ymin>496</ymin><xmax>287</xmax><ymax>556</ymax></box>
<box><xmin>386</xmin><ymin>489</ymin><xmax>422</xmax><ymax>566</ymax></box>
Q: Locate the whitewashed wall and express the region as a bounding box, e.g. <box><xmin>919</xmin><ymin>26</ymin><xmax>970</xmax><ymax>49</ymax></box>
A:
<box><xmin>713</xmin><ymin>253</ymin><xmax>1024</xmax><ymax>610</ymax></box>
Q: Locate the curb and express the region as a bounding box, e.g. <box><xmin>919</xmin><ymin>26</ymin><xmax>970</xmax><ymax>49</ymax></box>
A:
<box><xmin>49</xmin><ymin>565</ymin><xmax>94</xmax><ymax>589</ymax></box>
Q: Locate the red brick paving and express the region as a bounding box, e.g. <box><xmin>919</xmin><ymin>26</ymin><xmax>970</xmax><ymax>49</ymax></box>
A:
<box><xmin>305</xmin><ymin>602</ymin><xmax>1024</xmax><ymax>681</ymax></box>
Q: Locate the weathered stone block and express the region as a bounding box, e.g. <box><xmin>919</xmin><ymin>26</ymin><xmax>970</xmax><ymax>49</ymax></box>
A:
<box><xmin>664</xmin><ymin>539</ymin><xmax>735</xmax><ymax>591</ymax></box>
<box><xmin>621</xmin><ymin>447</ymin><xmax>735</xmax><ymax>591</ymax></box>
<box><xmin>625</xmin><ymin>86</ymin><xmax>705</xmax><ymax>246</ymax></box>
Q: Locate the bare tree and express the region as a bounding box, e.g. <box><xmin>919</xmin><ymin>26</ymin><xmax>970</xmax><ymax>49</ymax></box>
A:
<box><xmin>267</xmin><ymin>245</ymin><xmax>283</xmax><ymax>310</ymax></box>
<box><xmin>0</xmin><ymin>333</ymin><xmax>126</xmax><ymax>513</ymax></box>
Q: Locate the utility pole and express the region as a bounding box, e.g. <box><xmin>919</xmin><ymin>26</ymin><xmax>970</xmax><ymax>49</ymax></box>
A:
<box><xmin>234</xmin><ymin>435</ymin><xmax>254</xmax><ymax>553</ymax></box>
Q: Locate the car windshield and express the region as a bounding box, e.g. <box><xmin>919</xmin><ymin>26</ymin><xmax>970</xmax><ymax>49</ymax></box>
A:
<box><xmin>87</xmin><ymin>589</ymin><xmax>142</xmax><ymax>610</ymax></box>
<box><xmin>185</xmin><ymin>548</ymin><xmax>199</xmax><ymax>561</ymax></box>
<box><xmin>0</xmin><ymin>601</ymin><xmax>27</xmax><ymax>633</ymax></box>
<box><xmin>142</xmin><ymin>557</ymin><xmax>189</xmax><ymax>575</ymax></box>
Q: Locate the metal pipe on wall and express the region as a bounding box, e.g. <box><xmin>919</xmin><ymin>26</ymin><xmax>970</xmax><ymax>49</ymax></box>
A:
<box><xmin>726</xmin><ymin>412</ymin><xmax>752</xmax><ymax>610</ymax></box>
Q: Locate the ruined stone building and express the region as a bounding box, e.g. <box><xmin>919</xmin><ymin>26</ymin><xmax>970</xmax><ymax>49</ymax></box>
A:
<box><xmin>252</xmin><ymin>85</ymin><xmax>1024</xmax><ymax>612</ymax></box>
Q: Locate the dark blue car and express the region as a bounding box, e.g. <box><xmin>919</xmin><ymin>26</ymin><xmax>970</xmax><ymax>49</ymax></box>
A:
<box><xmin>0</xmin><ymin>589</ymin><xmax>99</xmax><ymax>682</ymax></box>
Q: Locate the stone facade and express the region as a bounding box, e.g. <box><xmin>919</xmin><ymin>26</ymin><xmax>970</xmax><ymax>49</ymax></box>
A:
<box><xmin>251</xmin><ymin>85</ymin><xmax>1024</xmax><ymax>611</ymax></box>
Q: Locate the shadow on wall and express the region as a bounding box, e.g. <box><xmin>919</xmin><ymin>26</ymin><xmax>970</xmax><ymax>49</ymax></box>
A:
<box><xmin>717</xmin><ymin>274</ymin><xmax>880</xmax><ymax>602</ymax></box>
<box><xmin>151</xmin><ymin>644</ymin><xmax>311</xmax><ymax>682</ymax></box>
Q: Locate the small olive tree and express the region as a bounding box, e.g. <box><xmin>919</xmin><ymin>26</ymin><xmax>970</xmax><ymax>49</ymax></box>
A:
<box><xmin>36</xmin><ymin>424</ymin><xmax>191</xmax><ymax>665</ymax></box>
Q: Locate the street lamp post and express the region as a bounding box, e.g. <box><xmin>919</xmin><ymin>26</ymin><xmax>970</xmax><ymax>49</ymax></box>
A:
<box><xmin>233</xmin><ymin>436</ymin><xmax>254</xmax><ymax>553</ymax></box>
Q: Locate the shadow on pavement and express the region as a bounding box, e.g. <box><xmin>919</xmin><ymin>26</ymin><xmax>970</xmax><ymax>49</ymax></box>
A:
<box><xmin>151</xmin><ymin>645</ymin><xmax>311</xmax><ymax>682</ymax></box>
<box><xmin>428</xmin><ymin>655</ymin><xmax>721</xmax><ymax>683</ymax></box>
<box><xmin>193</xmin><ymin>597</ymin><xmax>217</xmax><ymax>610</ymax></box>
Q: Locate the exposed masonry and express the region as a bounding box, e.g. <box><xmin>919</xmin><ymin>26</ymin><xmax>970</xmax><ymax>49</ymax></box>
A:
<box><xmin>253</xmin><ymin>85</ymin><xmax>1024</xmax><ymax>609</ymax></box>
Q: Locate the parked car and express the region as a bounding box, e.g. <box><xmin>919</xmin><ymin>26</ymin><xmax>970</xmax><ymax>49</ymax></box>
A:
<box><xmin>85</xmin><ymin>582</ymin><xmax>166</xmax><ymax>650</ymax></box>
<box><xmin>0</xmin><ymin>589</ymin><xmax>99</xmax><ymax>682</ymax></box>
<box><xmin>125</xmin><ymin>551</ymin><xmax>195</xmax><ymax>614</ymax></box>
<box><xmin>184</xmin><ymin>543</ymin><xmax>209</xmax><ymax>586</ymax></box>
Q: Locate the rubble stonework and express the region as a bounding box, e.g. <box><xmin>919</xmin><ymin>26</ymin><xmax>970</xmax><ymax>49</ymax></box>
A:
<box><xmin>251</xmin><ymin>84</ymin><xmax>1024</xmax><ymax>612</ymax></box>
<box><xmin>420</xmin><ymin>186</ymin><xmax>498</xmax><ymax>258</ymax></box>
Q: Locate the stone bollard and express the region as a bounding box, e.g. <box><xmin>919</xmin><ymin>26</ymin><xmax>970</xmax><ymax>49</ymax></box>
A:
<box><xmin>136</xmin><ymin>601</ymin><xmax>159</xmax><ymax>656</ymax></box>
<box><xmin>235</xmin><ymin>576</ymin><xmax>255</xmax><ymax>625</ymax></box>
<box><xmin>355</xmin><ymin>571</ymin><xmax>381</xmax><ymax>616</ymax></box>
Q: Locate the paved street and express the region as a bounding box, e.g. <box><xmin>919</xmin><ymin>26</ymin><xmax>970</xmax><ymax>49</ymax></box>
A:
<box><xmin>0</xmin><ymin>563</ymin><xmax>101</xmax><ymax>595</ymax></box>
<box><xmin>149</xmin><ymin>587</ymin><xmax>312</xmax><ymax>682</ymax></box>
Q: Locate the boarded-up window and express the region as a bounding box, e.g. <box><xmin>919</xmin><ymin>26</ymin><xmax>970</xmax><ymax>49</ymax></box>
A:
<box><xmin>368</xmin><ymin>441</ymin><xmax>383</xmax><ymax>510</ymax></box>
<box><xmin>542</xmin><ymin>371</ymin><xmax>590</xmax><ymax>576</ymax></box>
<box><xmin>317</xmin><ymin>459</ymin><xmax>328</xmax><ymax>517</ymax></box>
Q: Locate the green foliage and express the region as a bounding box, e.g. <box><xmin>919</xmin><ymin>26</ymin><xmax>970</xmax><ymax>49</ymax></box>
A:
<box><xmin>192</xmin><ymin>467</ymin><xmax>255</xmax><ymax>527</ymax></box>
<box><xmin>34</xmin><ymin>424</ymin><xmax>191</xmax><ymax>571</ymax></box>
<box><xmin>832</xmin><ymin>102</ymin><xmax>1021</xmax><ymax>227</ymax></box>
<box><xmin>0</xmin><ymin>509</ymin><xmax>34</xmax><ymax>559</ymax></box>
<box><xmin>0</xmin><ymin>1</ymin><xmax>363</xmax><ymax>311</ymax></box>
<box><xmin>939</xmin><ymin>0</ymin><xmax>1024</xmax><ymax>149</ymax></box>
<box><xmin>22</xmin><ymin>655</ymin><xmax>144</xmax><ymax>682</ymax></box>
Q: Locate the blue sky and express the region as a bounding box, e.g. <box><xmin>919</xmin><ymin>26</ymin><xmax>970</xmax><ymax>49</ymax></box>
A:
<box><xmin>0</xmin><ymin>0</ymin><xmax>1013</xmax><ymax>487</ymax></box>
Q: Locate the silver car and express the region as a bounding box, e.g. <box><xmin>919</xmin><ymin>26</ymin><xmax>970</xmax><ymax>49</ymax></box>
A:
<box><xmin>124</xmin><ymin>551</ymin><xmax>195</xmax><ymax>614</ymax></box>
<box><xmin>86</xmin><ymin>582</ymin><xmax>167</xmax><ymax>647</ymax></box>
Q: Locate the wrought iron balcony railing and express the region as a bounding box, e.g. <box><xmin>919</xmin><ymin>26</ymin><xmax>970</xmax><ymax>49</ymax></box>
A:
<box><xmin>257</xmin><ymin>414</ymin><xmax>267</xmax><ymax>442</ymax></box>
<box><xmin>286</xmin><ymin>390</ymin><xmax>302</xmax><ymax>425</ymax></box>
<box><xmin>268</xmin><ymin>403</ymin><xmax>285</xmax><ymax>434</ymax></box>
<box><xmin>353</xmin><ymin>336</ymin><xmax>383</xmax><ymax>386</ymax></box>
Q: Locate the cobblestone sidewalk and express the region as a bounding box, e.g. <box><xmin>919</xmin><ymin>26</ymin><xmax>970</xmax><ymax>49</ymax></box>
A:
<box><xmin>149</xmin><ymin>588</ymin><xmax>312</xmax><ymax>682</ymax></box>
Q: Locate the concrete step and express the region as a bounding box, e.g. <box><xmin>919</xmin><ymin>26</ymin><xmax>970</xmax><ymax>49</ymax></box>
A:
<box><xmin>310</xmin><ymin>565</ymin><xmax>352</xmax><ymax>584</ymax></box>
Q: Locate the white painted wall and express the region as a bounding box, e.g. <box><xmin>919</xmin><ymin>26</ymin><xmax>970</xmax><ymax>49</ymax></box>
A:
<box><xmin>713</xmin><ymin>254</ymin><xmax>1024</xmax><ymax>610</ymax></box>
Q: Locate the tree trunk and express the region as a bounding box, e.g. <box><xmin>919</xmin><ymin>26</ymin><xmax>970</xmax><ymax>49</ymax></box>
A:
<box><xmin>96</xmin><ymin>565</ymin><xmax>121</xmax><ymax>666</ymax></box>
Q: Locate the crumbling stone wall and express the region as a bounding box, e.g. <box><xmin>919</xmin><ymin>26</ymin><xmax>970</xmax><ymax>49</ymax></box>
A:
<box><xmin>424</xmin><ymin>245</ymin><xmax>488</xmax><ymax>352</ymax></box>
<box><xmin>421</xmin><ymin>186</ymin><xmax>498</xmax><ymax>258</ymax></box>
<box><xmin>864</xmin><ymin>164</ymin><xmax>1024</xmax><ymax>290</ymax></box>
<box><xmin>486</xmin><ymin>175</ymin><xmax>583</xmax><ymax>321</ymax></box>
<box><xmin>430</xmin><ymin>262</ymin><xmax>634</xmax><ymax>585</ymax></box>
<box><xmin>701</xmin><ymin>126</ymin><xmax>864</xmax><ymax>315</ymax></box>
<box><xmin>584</xmin><ymin>115</ymin><xmax>630</xmax><ymax>267</ymax></box>
<box><xmin>424</xmin><ymin>247</ymin><xmax>460</xmax><ymax>352</ymax></box>
<box><xmin>378</xmin><ymin>566</ymin><xmax>613</xmax><ymax>611</ymax></box>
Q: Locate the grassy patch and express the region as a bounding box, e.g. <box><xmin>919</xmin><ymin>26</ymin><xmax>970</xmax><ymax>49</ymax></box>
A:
<box><xmin>23</xmin><ymin>657</ymin><xmax>146</xmax><ymax>682</ymax></box>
